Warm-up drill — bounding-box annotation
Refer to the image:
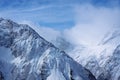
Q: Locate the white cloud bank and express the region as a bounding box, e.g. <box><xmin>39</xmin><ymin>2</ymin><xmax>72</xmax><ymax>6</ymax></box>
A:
<box><xmin>63</xmin><ymin>4</ymin><xmax>120</xmax><ymax>46</ymax></box>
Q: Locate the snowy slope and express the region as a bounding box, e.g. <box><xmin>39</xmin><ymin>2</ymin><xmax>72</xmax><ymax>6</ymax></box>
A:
<box><xmin>66</xmin><ymin>27</ymin><xmax>120</xmax><ymax>80</ymax></box>
<box><xmin>0</xmin><ymin>18</ymin><xmax>96</xmax><ymax>80</ymax></box>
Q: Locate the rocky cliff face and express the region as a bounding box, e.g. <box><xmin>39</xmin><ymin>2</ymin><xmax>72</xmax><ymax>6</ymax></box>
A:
<box><xmin>0</xmin><ymin>18</ymin><xmax>96</xmax><ymax>80</ymax></box>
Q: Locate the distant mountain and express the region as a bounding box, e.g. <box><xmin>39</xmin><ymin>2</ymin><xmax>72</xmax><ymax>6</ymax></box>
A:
<box><xmin>85</xmin><ymin>27</ymin><xmax>120</xmax><ymax>80</ymax></box>
<box><xmin>0</xmin><ymin>18</ymin><xmax>96</xmax><ymax>80</ymax></box>
<box><xmin>64</xmin><ymin>27</ymin><xmax>120</xmax><ymax>80</ymax></box>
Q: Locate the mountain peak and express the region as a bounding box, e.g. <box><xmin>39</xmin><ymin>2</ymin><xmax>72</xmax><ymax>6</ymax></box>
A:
<box><xmin>0</xmin><ymin>18</ymin><xmax>96</xmax><ymax>80</ymax></box>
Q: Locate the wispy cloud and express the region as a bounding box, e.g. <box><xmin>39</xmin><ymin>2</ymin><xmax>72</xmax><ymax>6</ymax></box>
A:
<box><xmin>0</xmin><ymin>4</ymin><xmax>75</xmax><ymax>30</ymax></box>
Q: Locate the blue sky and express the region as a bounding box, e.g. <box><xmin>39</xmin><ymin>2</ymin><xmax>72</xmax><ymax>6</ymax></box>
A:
<box><xmin>0</xmin><ymin>0</ymin><xmax>120</xmax><ymax>30</ymax></box>
<box><xmin>0</xmin><ymin>0</ymin><xmax>120</xmax><ymax>46</ymax></box>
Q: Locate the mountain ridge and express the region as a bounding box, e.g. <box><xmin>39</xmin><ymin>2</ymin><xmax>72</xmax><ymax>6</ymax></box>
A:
<box><xmin>0</xmin><ymin>18</ymin><xmax>96</xmax><ymax>80</ymax></box>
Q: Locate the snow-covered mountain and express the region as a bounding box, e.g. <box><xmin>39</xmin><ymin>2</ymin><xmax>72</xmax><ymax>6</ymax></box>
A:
<box><xmin>66</xmin><ymin>27</ymin><xmax>120</xmax><ymax>80</ymax></box>
<box><xmin>0</xmin><ymin>18</ymin><xmax>96</xmax><ymax>80</ymax></box>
